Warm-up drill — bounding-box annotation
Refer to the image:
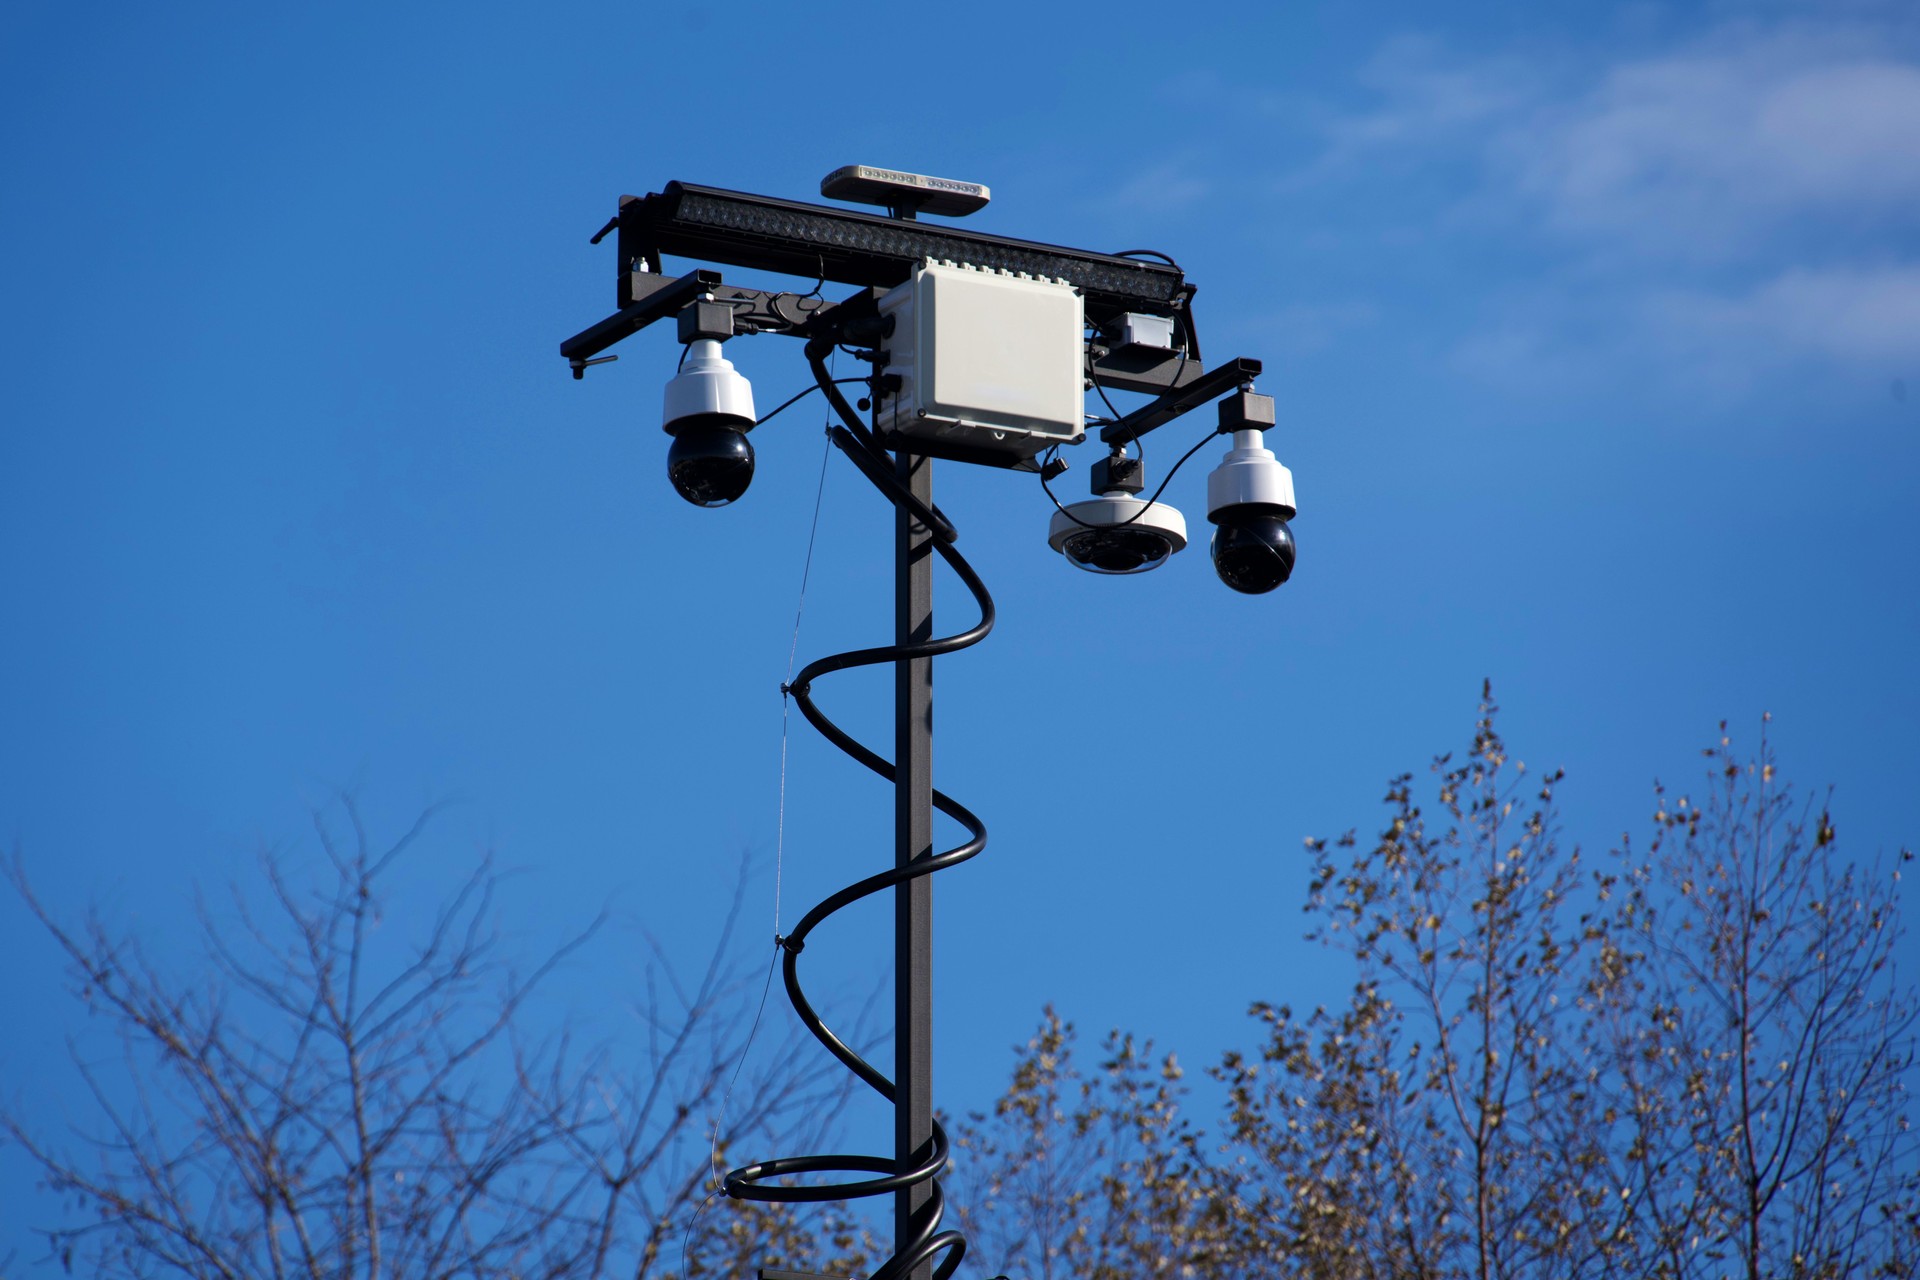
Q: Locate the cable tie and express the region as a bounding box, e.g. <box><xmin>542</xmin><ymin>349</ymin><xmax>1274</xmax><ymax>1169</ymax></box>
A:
<box><xmin>777</xmin><ymin>934</ymin><xmax>805</xmax><ymax>955</ymax></box>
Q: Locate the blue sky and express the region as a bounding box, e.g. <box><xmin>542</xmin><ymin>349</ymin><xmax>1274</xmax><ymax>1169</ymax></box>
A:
<box><xmin>3</xmin><ymin>0</ymin><xmax>1917</xmax><ymax>1269</ymax></box>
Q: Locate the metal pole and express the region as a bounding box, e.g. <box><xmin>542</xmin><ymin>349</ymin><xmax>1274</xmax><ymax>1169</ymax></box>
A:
<box><xmin>893</xmin><ymin>449</ymin><xmax>934</xmax><ymax>1280</ymax></box>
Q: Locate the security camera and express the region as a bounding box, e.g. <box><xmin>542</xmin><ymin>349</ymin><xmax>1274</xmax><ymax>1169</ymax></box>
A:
<box><xmin>1047</xmin><ymin>451</ymin><xmax>1188</xmax><ymax>574</ymax></box>
<box><xmin>662</xmin><ymin>335</ymin><xmax>757</xmax><ymax>507</ymax></box>
<box><xmin>1205</xmin><ymin>391</ymin><xmax>1296</xmax><ymax>595</ymax></box>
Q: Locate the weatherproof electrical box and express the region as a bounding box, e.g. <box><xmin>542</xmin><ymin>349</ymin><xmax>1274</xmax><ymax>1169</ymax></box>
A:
<box><xmin>877</xmin><ymin>261</ymin><xmax>1086</xmax><ymax>462</ymax></box>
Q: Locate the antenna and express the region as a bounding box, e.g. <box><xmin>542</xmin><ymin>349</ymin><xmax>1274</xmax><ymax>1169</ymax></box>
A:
<box><xmin>820</xmin><ymin>164</ymin><xmax>990</xmax><ymax>219</ymax></box>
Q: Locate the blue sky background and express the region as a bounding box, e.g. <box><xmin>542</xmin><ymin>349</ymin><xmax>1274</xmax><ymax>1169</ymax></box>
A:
<box><xmin>3</xmin><ymin>1</ymin><xmax>1917</xmax><ymax>1270</ymax></box>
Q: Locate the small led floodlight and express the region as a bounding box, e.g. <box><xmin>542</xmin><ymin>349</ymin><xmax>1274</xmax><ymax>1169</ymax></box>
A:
<box><xmin>662</xmin><ymin>337</ymin><xmax>757</xmax><ymax>507</ymax></box>
<box><xmin>821</xmin><ymin>165</ymin><xmax>991</xmax><ymax>218</ymax></box>
<box><xmin>1205</xmin><ymin>391</ymin><xmax>1296</xmax><ymax>594</ymax></box>
<box><xmin>1047</xmin><ymin>450</ymin><xmax>1188</xmax><ymax>574</ymax></box>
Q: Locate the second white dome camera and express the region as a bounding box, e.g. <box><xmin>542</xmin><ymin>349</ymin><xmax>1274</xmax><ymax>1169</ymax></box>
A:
<box><xmin>1205</xmin><ymin>390</ymin><xmax>1296</xmax><ymax>594</ymax></box>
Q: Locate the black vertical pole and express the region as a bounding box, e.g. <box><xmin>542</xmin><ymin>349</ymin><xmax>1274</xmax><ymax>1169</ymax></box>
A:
<box><xmin>893</xmin><ymin>449</ymin><xmax>935</xmax><ymax>1280</ymax></box>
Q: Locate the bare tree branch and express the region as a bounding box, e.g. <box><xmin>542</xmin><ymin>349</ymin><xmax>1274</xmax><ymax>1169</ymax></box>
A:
<box><xmin>5</xmin><ymin>804</ymin><xmax>872</xmax><ymax>1280</ymax></box>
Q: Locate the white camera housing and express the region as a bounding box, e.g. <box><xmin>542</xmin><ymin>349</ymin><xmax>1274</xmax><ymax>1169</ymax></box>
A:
<box><xmin>1206</xmin><ymin>429</ymin><xmax>1295</xmax><ymax>519</ymax></box>
<box><xmin>662</xmin><ymin>338</ymin><xmax>757</xmax><ymax>434</ymax></box>
<box><xmin>878</xmin><ymin>262</ymin><xmax>1086</xmax><ymax>462</ymax></box>
<box><xmin>1206</xmin><ymin>424</ymin><xmax>1298</xmax><ymax>593</ymax></box>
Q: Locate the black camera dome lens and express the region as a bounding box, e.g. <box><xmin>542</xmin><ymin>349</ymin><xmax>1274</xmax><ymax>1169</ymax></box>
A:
<box><xmin>666</xmin><ymin>422</ymin><xmax>755</xmax><ymax>507</ymax></box>
<box><xmin>1061</xmin><ymin>526</ymin><xmax>1176</xmax><ymax>575</ymax></box>
<box><xmin>1211</xmin><ymin>513</ymin><xmax>1295</xmax><ymax>594</ymax></box>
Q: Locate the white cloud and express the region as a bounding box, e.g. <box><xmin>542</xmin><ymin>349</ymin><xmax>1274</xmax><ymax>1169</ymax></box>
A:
<box><xmin>1444</xmin><ymin>264</ymin><xmax>1920</xmax><ymax>407</ymax></box>
<box><xmin>1650</xmin><ymin>264</ymin><xmax>1920</xmax><ymax>366</ymax></box>
<box><xmin>1330</xmin><ymin>34</ymin><xmax>1539</xmax><ymax>148</ymax></box>
<box><xmin>1511</xmin><ymin>37</ymin><xmax>1920</xmax><ymax>255</ymax></box>
<box><xmin>1306</xmin><ymin>20</ymin><xmax>1920</xmax><ymax>385</ymax></box>
<box><xmin>1110</xmin><ymin>163</ymin><xmax>1211</xmax><ymax>214</ymax></box>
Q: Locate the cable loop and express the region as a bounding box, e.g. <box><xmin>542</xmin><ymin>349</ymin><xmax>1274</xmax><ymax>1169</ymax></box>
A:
<box><xmin>722</xmin><ymin>345</ymin><xmax>994</xmax><ymax>1280</ymax></box>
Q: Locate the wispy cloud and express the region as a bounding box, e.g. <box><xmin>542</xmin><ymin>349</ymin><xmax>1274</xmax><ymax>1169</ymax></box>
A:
<box><xmin>1330</xmin><ymin>33</ymin><xmax>1542</xmax><ymax>150</ymax></box>
<box><xmin>1294</xmin><ymin>17</ymin><xmax>1920</xmax><ymax>390</ymax></box>
<box><xmin>1508</xmin><ymin>31</ymin><xmax>1920</xmax><ymax>257</ymax></box>
<box><xmin>1648</xmin><ymin>264</ymin><xmax>1920</xmax><ymax>368</ymax></box>
<box><xmin>1110</xmin><ymin>163</ymin><xmax>1212</xmax><ymax>214</ymax></box>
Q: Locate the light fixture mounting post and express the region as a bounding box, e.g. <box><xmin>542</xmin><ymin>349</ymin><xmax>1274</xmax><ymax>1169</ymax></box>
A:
<box><xmin>557</xmin><ymin>171</ymin><xmax>1294</xmax><ymax>1279</ymax></box>
<box><xmin>894</xmin><ymin>449</ymin><xmax>935</xmax><ymax>1280</ymax></box>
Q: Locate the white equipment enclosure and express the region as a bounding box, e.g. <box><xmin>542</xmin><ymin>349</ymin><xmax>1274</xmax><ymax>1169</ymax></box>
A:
<box><xmin>878</xmin><ymin>262</ymin><xmax>1086</xmax><ymax>462</ymax></box>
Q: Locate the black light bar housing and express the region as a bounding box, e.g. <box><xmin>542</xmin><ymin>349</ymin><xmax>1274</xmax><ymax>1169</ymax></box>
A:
<box><xmin>561</xmin><ymin>179</ymin><xmax>1248</xmax><ymax>442</ymax></box>
<box><xmin>613</xmin><ymin>182</ymin><xmax>1193</xmax><ymax>329</ymax></box>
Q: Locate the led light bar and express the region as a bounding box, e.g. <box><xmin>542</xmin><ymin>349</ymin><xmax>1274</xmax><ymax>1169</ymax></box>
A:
<box><xmin>619</xmin><ymin>182</ymin><xmax>1188</xmax><ymax>323</ymax></box>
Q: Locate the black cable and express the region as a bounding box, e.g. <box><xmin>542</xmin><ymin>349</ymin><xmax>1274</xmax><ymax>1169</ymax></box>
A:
<box><xmin>1039</xmin><ymin>421</ymin><xmax>1223</xmax><ymax>531</ymax></box>
<box><xmin>1084</xmin><ymin>323</ymin><xmax>1189</xmax><ymax>471</ymax></box>
<box><xmin>1167</xmin><ymin>341</ymin><xmax>1190</xmax><ymax>396</ymax></box>
<box><xmin>768</xmin><ymin>291</ymin><xmax>831</xmax><ymax>329</ymax></box>
<box><xmin>722</xmin><ymin>343</ymin><xmax>989</xmax><ymax>1280</ymax></box>
<box><xmin>1138</xmin><ymin>421</ymin><xmax>1217</xmax><ymax>510</ymax></box>
<box><xmin>754</xmin><ymin>383</ymin><xmax>818</xmax><ymax>427</ymax></box>
<box><xmin>1037</xmin><ymin>446</ymin><xmax>1077</xmax><ymax>520</ymax></box>
<box><xmin>1105</xmin><ymin>255</ymin><xmax>1199</xmax><ymax>361</ymax></box>
<box><xmin>751</xmin><ymin>378</ymin><xmax>868</xmax><ymax>429</ymax></box>
<box><xmin>1085</xmin><ymin>331</ymin><xmax>1126</xmax><ymax>429</ymax></box>
<box><xmin>798</xmin><ymin>252</ymin><xmax>828</xmax><ymax>300</ymax></box>
<box><xmin>710</xmin><ymin>295</ymin><xmax>798</xmax><ymax>334</ymax></box>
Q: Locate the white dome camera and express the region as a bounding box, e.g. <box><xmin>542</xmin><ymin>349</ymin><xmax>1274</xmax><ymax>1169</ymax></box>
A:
<box><xmin>1205</xmin><ymin>391</ymin><xmax>1296</xmax><ymax>594</ymax></box>
<box><xmin>1047</xmin><ymin>450</ymin><xmax>1188</xmax><ymax>574</ymax></box>
<box><xmin>662</xmin><ymin>318</ymin><xmax>758</xmax><ymax>507</ymax></box>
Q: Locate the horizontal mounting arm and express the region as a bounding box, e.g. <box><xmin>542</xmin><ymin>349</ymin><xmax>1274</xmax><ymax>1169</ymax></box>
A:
<box><xmin>559</xmin><ymin>269</ymin><xmax>720</xmax><ymax>364</ymax></box>
<box><xmin>1098</xmin><ymin>356</ymin><xmax>1263</xmax><ymax>448</ymax></box>
<box><xmin>560</xmin><ymin>271</ymin><xmax>887</xmax><ymax>374</ymax></box>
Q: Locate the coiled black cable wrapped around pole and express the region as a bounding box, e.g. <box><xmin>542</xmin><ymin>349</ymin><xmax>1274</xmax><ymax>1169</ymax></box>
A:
<box><xmin>722</xmin><ymin>342</ymin><xmax>993</xmax><ymax>1280</ymax></box>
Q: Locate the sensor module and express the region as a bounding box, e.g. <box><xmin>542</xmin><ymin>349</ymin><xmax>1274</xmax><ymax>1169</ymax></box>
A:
<box><xmin>877</xmin><ymin>261</ymin><xmax>1086</xmax><ymax>462</ymax></box>
<box><xmin>821</xmin><ymin>165</ymin><xmax>991</xmax><ymax>218</ymax></box>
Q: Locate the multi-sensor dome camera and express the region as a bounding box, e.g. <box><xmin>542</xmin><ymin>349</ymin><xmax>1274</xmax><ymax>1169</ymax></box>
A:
<box><xmin>661</xmin><ymin>336</ymin><xmax>758</xmax><ymax>507</ymax></box>
<box><xmin>1047</xmin><ymin>450</ymin><xmax>1188</xmax><ymax>574</ymax></box>
<box><xmin>1205</xmin><ymin>391</ymin><xmax>1296</xmax><ymax>594</ymax></box>
<box><xmin>1050</xmin><ymin>500</ymin><xmax>1189</xmax><ymax>573</ymax></box>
